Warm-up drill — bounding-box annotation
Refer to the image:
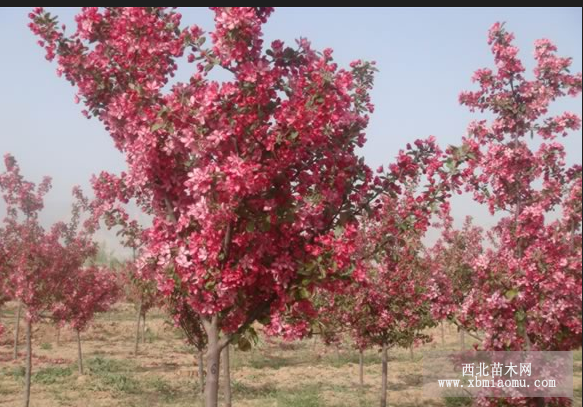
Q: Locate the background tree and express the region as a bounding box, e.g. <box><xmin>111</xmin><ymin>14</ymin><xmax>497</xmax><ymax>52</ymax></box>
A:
<box><xmin>0</xmin><ymin>227</ymin><xmax>9</xmax><ymax>339</ymax></box>
<box><xmin>0</xmin><ymin>154</ymin><xmax>71</xmax><ymax>407</ymax></box>
<box><xmin>428</xmin><ymin>215</ymin><xmax>484</xmax><ymax>349</ymax></box>
<box><xmin>52</xmin><ymin>265</ymin><xmax>120</xmax><ymax>374</ymax></box>
<box><xmin>456</xmin><ymin>22</ymin><xmax>582</xmax><ymax>407</ymax></box>
<box><xmin>318</xmin><ymin>137</ymin><xmax>461</xmax><ymax>407</ymax></box>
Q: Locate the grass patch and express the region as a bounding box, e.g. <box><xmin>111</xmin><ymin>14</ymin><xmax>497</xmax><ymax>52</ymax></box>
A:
<box><xmin>40</xmin><ymin>342</ymin><xmax>53</xmax><ymax>351</ymax></box>
<box><xmin>247</xmin><ymin>354</ymin><xmax>292</xmax><ymax>370</ymax></box>
<box><xmin>321</xmin><ymin>350</ymin><xmax>383</xmax><ymax>368</ymax></box>
<box><xmin>276</xmin><ymin>386</ymin><xmax>321</xmax><ymax>407</ymax></box>
<box><xmin>1</xmin><ymin>366</ymin><xmax>25</xmax><ymax>380</ymax></box>
<box><xmin>142</xmin><ymin>376</ymin><xmax>180</xmax><ymax>402</ymax></box>
<box><xmin>93</xmin><ymin>371</ymin><xmax>139</xmax><ymax>393</ymax></box>
<box><xmin>33</xmin><ymin>366</ymin><xmax>72</xmax><ymax>385</ymax></box>
<box><xmin>143</xmin><ymin>327</ymin><xmax>159</xmax><ymax>343</ymax></box>
<box><xmin>232</xmin><ymin>380</ymin><xmax>278</xmax><ymax>398</ymax></box>
<box><xmin>87</xmin><ymin>356</ymin><xmax>134</xmax><ymax>374</ymax></box>
<box><xmin>86</xmin><ymin>356</ymin><xmax>139</xmax><ymax>394</ymax></box>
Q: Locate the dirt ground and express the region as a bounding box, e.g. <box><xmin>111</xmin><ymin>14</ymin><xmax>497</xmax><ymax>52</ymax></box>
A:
<box><xmin>0</xmin><ymin>302</ymin><xmax>581</xmax><ymax>407</ymax></box>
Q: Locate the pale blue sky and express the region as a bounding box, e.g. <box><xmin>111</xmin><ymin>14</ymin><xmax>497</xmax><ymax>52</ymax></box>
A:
<box><xmin>0</xmin><ymin>7</ymin><xmax>581</xmax><ymax>253</ymax></box>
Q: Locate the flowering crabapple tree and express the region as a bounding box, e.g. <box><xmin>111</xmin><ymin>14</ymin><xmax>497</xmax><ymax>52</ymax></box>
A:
<box><xmin>314</xmin><ymin>137</ymin><xmax>463</xmax><ymax>407</ymax></box>
<box><xmin>48</xmin><ymin>183</ymin><xmax>109</xmax><ymax>349</ymax></box>
<box><xmin>122</xmin><ymin>259</ymin><xmax>160</xmax><ymax>353</ymax></box>
<box><xmin>313</xmin><ymin>288</ymin><xmax>372</xmax><ymax>388</ymax></box>
<box><xmin>85</xmin><ymin>171</ymin><xmax>162</xmax><ymax>355</ymax></box>
<box><xmin>1</xmin><ymin>155</ymin><xmax>106</xmax><ymax>404</ymax></box>
<box><xmin>428</xmin><ymin>215</ymin><xmax>484</xmax><ymax>350</ymax></box>
<box><xmin>0</xmin><ymin>228</ymin><xmax>9</xmax><ymax>339</ymax></box>
<box><xmin>456</xmin><ymin>23</ymin><xmax>582</xmax><ymax>407</ymax></box>
<box><xmin>52</xmin><ymin>265</ymin><xmax>120</xmax><ymax>374</ymax></box>
<box><xmin>29</xmin><ymin>7</ymin><xmax>389</xmax><ymax>405</ymax></box>
<box><xmin>458</xmin><ymin>20</ymin><xmax>582</xmax><ymax>354</ymax></box>
<box><xmin>0</xmin><ymin>155</ymin><xmax>51</xmax><ymax>361</ymax></box>
<box><xmin>353</xmin><ymin>140</ymin><xmax>455</xmax><ymax>407</ymax></box>
<box><xmin>0</xmin><ymin>154</ymin><xmax>73</xmax><ymax>407</ymax></box>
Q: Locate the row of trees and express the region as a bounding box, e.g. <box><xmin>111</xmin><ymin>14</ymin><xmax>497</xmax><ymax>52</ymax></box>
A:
<box><xmin>316</xmin><ymin>21</ymin><xmax>582</xmax><ymax>407</ymax></box>
<box><xmin>0</xmin><ymin>156</ymin><xmax>172</xmax><ymax>406</ymax></box>
<box><xmin>0</xmin><ymin>155</ymin><xmax>121</xmax><ymax>406</ymax></box>
<box><xmin>0</xmin><ymin>7</ymin><xmax>576</xmax><ymax>407</ymax></box>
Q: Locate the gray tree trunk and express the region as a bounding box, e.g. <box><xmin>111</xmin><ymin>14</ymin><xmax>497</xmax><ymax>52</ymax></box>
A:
<box><xmin>381</xmin><ymin>343</ymin><xmax>388</xmax><ymax>407</ymax></box>
<box><xmin>13</xmin><ymin>302</ymin><xmax>22</xmax><ymax>360</ymax></box>
<box><xmin>204</xmin><ymin>317</ymin><xmax>221</xmax><ymax>407</ymax></box>
<box><xmin>223</xmin><ymin>345</ymin><xmax>232</xmax><ymax>407</ymax></box>
<box><xmin>198</xmin><ymin>350</ymin><xmax>205</xmax><ymax>394</ymax></box>
<box><xmin>359</xmin><ymin>350</ymin><xmax>365</xmax><ymax>390</ymax></box>
<box><xmin>134</xmin><ymin>301</ymin><xmax>142</xmax><ymax>355</ymax></box>
<box><xmin>141</xmin><ymin>312</ymin><xmax>146</xmax><ymax>344</ymax></box>
<box><xmin>77</xmin><ymin>329</ymin><xmax>84</xmax><ymax>375</ymax></box>
<box><xmin>22</xmin><ymin>320</ymin><xmax>32</xmax><ymax>407</ymax></box>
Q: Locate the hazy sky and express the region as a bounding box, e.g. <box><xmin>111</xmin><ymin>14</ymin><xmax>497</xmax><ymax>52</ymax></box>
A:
<box><xmin>1</xmin><ymin>7</ymin><xmax>581</xmax><ymax>255</ymax></box>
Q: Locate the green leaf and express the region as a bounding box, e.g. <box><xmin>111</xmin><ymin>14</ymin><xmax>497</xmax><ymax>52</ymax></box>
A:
<box><xmin>515</xmin><ymin>310</ymin><xmax>526</xmax><ymax>322</ymax></box>
<box><xmin>505</xmin><ymin>289</ymin><xmax>519</xmax><ymax>300</ymax></box>
<box><xmin>151</xmin><ymin>122</ymin><xmax>165</xmax><ymax>132</ymax></box>
<box><xmin>298</xmin><ymin>261</ymin><xmax>317</xmax><ymax>276</ymax></box>
<box><xmin>205</xmin><ymin>280</ymin><xmax>215</xmax><ymax>290</ymax></box>
<box><xmin>260</xmin><ymin>217</ymin><xmax>271</xmax><ymax>232</ymax></box>
<box><xmin>298</xmin><ymin>287</ymin><xmax>310</xmax><ymax>300</ymax></box>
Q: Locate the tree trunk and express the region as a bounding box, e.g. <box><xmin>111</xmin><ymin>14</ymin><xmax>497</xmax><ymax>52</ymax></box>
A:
<box><xmin>460</xmin><ymin>329</ymin><xmax>466</xmax><ymax>351</ymax></box>
<box><xmin>141</xmin><ymin>312</ymin><xmax>146</xmax><ymax>344</ymax></box>
<box><xmin>56</xmin><ymin>327</ymin><xmax>61</xmax><ymax>347</ymax></box>
<box><xmin>76</xmin><ymin>329</ymin><xmax>84</xmax><ymax>375</ymax></box>
<box><xmin>13</xmin><ymin>301</ymin><xmax>22</xmax><ymax>360</ymax></box>
<box><xmin>381</xmin><ymin>343</ymin><xmax>388</xmax><ymax>407</ymax></box>
<box><xmin>204</xmin><ymin>318</ymin><xmax>221</xmax><ymax>407</ymax></box>
<box><xmin>198</xmin><ymin>350</ymin><xmax>205</xmax><ymax>395</ymax></box>
<box><xmin>223</xmin><ymin>345</ymin><xmax>232</xmax><ymax>407</ymax></box>
<box><xmin>410</xmin><ymin>346</ymin><xmax>414</xmax><ymax>361</ymax></box>
<box><xmin>359</xmin><ymin>350</ymin><xmax>365</xmax><ymax>390</ymax></box>
<box><xmin>134</xmin><ymin>301</ymin><xmax>142</xmax><ymax>355</ymax></box>
<box><xmin>22</xmin><ymin>320</ymin><xmax>32</xmax><ymax>407</ymax></box>
<box><xmin>523</xmin><ymin>331</ymin><xmax>545</xmax><ymax>407</ymax></box>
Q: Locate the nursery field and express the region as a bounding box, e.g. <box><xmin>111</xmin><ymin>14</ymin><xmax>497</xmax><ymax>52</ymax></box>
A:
<box><xmin>1</xmin><ymin>302</ymin><xmax>581</xmax><ymax>407</ymax></box>
<box><xmin>1</xmin><ymin>8</ymin><xmax>582</xmax><ymax>407</ymax></box>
